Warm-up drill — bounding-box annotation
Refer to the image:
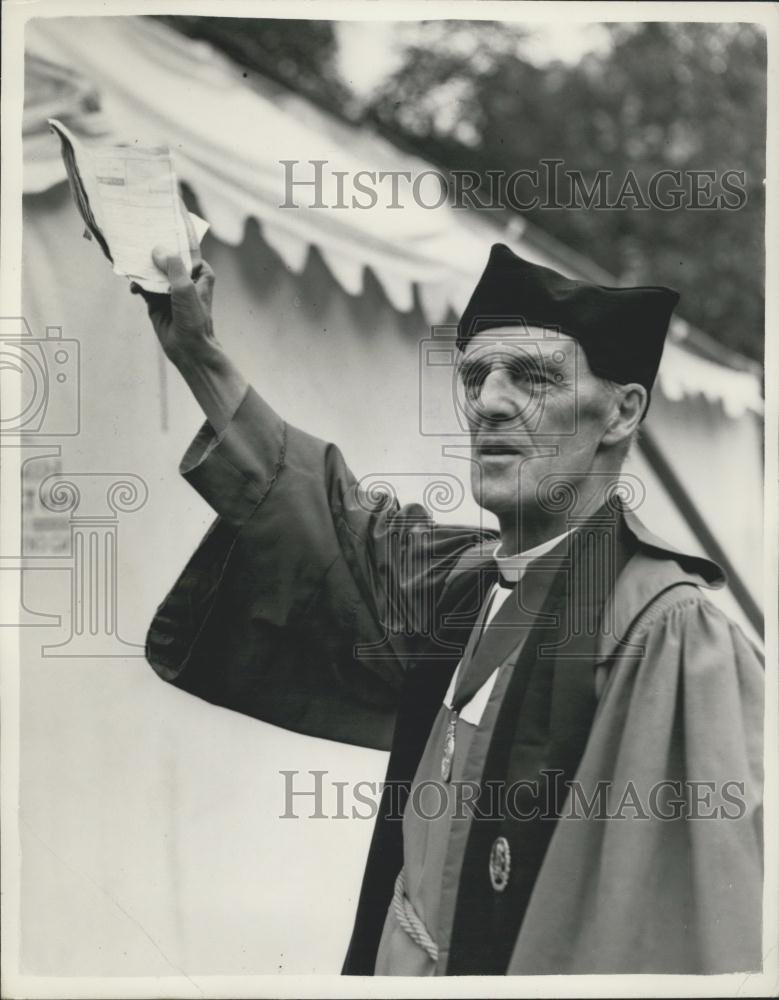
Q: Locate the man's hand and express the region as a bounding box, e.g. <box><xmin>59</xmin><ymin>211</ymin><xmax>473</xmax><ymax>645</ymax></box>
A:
<box><xmin>130</xmin><ymin>214</ymin><xmax>216</xmax><ymax>366</ymax></box>
<box><xmin>139</xmin><ymin>254</ymin><xmax>216</xmax><ymax>365</ymax></box>
<box><xmin>132</xmin><ymin>211</ymin><xmax>248</xmax><ymax>436</ymax></box>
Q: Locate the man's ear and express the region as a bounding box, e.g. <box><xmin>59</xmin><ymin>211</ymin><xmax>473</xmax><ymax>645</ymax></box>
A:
<box><xmin>600</xmin><ymin>383</ymin><xmax>647</xmax><ymax>449</ymax></box>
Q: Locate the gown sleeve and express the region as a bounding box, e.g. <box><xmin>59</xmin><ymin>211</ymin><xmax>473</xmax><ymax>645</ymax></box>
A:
<box><xmin>146</xmin><ymin>386</ymin><xmax>491</xmax><ymax>750</ymax></box>
<box><xmin>508</xmin><ymin>592</ymin><xmax>764</xmax><ymax>974</ymax></box>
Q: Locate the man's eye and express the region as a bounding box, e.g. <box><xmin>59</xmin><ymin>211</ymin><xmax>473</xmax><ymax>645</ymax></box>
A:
<box><xmin>508</xmin><ymin>363</ymin><xmax>544</xmax><ymax>385</ymax></box>
<box><xmin>463</xmin><ymin>376</ymin><xmax>482</xmax><ymax>399</ymax></box>
<box><xmin>460</xmin><ymin>365</ymin><xmax>486</xmax><ymax>397</ymax></box>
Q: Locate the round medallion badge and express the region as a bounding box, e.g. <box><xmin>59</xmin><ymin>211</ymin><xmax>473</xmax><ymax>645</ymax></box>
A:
<box><xmin>489</xmin><ymin>835</ymin><xmax>511</xmax><ymax>892</ymax></box>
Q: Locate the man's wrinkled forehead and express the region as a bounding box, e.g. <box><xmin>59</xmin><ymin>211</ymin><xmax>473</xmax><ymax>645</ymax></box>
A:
<box><xmin>459</xmin><ymin>326</ymin><xmax>584</xmax><ymax>370</ymax></box>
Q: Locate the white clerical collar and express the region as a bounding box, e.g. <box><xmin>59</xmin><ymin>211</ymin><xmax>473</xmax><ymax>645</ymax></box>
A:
<box><xmin>492</xmin><ymin>528</ymin><xmax>572</xmax><ymax>585</ymax></box>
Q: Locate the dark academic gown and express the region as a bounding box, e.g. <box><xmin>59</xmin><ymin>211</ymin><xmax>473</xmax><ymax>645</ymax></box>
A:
<box><xmin>146</xmin><ymin>387</ymin><xmax>764</xmax><ymax>976</ymax></box>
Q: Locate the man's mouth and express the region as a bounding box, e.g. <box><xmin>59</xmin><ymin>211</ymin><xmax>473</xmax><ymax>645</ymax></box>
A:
<box><xmin>475</xmin><ymin>441</ymin><xmax>521</xmax><ymax>457</ymax></box>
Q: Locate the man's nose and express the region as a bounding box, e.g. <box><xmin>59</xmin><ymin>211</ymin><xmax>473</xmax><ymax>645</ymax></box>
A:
<box><xmin>472</xmin><ymin>368</ymin><xmax>518</xmax><ymax>422</ymax></box>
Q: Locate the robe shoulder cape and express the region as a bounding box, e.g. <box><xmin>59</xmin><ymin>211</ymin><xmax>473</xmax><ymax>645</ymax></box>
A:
<box><xmin>146</xmin><ymin>387</ymin><xmax>764</xmax><ymax>975</ymax></box>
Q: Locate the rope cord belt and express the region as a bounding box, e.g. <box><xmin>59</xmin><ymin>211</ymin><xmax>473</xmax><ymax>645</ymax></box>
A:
<box><xmin>392</xmin><ymin>869</ymin><xmax>439</xmax><ymax>963</ymax></box>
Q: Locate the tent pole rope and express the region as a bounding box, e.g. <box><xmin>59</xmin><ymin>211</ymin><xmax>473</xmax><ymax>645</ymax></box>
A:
<box><xmin>638</xmin><ymin>428</ymin><xmax>763</xmax><ymax>636</ymax></box>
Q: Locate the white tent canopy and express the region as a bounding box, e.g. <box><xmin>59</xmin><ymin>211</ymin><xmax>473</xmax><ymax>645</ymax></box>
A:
<box><xmin>24</xmin><ymin>15</ymin><xmax>762</xmax><ymax>418</ymax></box>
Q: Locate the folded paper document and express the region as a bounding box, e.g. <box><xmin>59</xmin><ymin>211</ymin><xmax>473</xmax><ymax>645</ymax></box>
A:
<box><xmin>48</xmin><ymin>118</ymin><xmax>208</xmax><ymax>293</ymax></box>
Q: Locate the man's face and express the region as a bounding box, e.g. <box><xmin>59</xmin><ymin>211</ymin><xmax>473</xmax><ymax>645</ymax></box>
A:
<box><xmin>458</xmin><ymin>327</ymin><xmax>614</xmax><ymax>521</ymax></box>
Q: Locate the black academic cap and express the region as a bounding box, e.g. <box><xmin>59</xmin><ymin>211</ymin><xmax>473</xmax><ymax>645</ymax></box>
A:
<box><xmin>457</xmin><ymin>243</ymin><xmax>680</xmax><ymax>397</ymax></box>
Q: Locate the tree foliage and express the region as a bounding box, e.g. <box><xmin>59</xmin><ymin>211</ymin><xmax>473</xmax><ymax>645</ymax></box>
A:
<box><xmin>158</xmin><ymin>16</ymin><xmax>353</xmax><ymax>114</ymax></box>
<box><xmin>366</xmin><ymin>21</ymin><xmax>766</xmax><ymax>362</ymax></box>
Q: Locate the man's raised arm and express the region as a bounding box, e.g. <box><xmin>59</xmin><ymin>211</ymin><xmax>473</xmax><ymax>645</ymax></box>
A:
<box><xmin>137</xmin><ymin>245</ymin><xmax>494</xmax><ymax>749</ymax></box>
<box><xmin>134</xmin><ymin>245</ymin><xmax>247</xmax><ymax>437</ymax></box>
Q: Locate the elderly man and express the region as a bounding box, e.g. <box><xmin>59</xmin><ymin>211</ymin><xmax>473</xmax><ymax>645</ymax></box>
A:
<box><xmin>140</xmin><ymin>242</ymin><xmax>763</xmax><ymax>977</ymax></box>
